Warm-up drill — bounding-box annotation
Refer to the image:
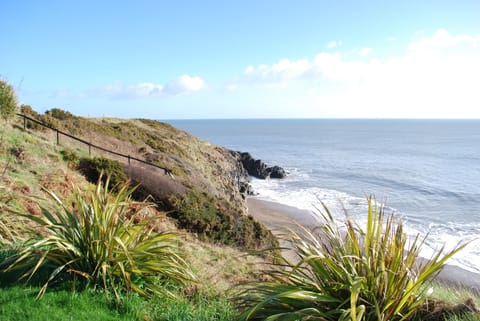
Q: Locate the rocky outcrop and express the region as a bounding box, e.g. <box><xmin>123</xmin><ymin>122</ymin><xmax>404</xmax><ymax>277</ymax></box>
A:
<box><xmin>231</xmin><ymin>151</ymin><xmax>287</xmax><ymax>180</ymax></box>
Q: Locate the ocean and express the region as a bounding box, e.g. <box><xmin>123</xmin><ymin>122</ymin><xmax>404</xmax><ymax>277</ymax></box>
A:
<box><xmin>168</xmin><ymin>119</ymin><xmax>480</xmax><ymax>273</ymax></box>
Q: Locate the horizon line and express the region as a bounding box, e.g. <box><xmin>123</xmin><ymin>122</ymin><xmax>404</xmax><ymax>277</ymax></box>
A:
<box><xmin>161</xmin><ymin>117</ymin><xmax>480</xmax><ymax>121</ymax></box>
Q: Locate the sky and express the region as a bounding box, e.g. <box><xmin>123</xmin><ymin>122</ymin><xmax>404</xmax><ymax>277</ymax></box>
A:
<box><xmin>1</xmin><ymin>0</ymin><xmax>480</xmax><ymax>119</ymax></box>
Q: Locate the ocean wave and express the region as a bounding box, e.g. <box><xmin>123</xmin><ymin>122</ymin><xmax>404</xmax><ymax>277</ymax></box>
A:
<box><xmin>251</xmin><ymin>178</ymin><xmax>480</xmax><ymax>274</ymax></box>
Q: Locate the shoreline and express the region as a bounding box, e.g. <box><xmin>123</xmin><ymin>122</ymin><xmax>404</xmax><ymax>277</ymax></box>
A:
<box><xmin>247</xmin><ymin>197</ymin><xmax>480</xmax><ymax>293</ymax></box>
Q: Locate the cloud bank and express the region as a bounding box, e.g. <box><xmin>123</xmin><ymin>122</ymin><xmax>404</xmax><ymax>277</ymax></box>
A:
<box><xmin>98</xmin><ymin>74</ymin><xmax>206</xmax><ymax>99</ymax></box>
<box><xmin>240</xmin><ymin>29</ymin><xmax>480</xmax><ymax>118</ymax></box>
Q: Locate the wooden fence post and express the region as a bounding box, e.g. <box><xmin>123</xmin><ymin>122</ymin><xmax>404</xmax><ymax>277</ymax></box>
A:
<box><xmin>23</xmin><ymin>116</ymin><xmax>26</xmax><ymax>130</ymax></box>
<box><xmin>56</xmin><ymin>129</ymin><xmax>59</xmax><ymax>145</ymax></box>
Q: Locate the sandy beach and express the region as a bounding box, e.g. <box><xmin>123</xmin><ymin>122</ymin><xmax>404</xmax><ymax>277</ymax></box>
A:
<box><xmin>247</xmin><ymin>197</ymin><xmax>480</xmax><ymax>293</ymax></box>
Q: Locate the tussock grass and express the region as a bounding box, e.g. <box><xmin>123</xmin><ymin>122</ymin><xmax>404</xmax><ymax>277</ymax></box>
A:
<box><xmin>235</xmin><ymin>198</ymin><xmax>467</xmax><ymax>321</ymax></box>
<box><xmin>3</xmin><ymin>178</ymin><xmax>195</xmax><ymax>301</ymax></box>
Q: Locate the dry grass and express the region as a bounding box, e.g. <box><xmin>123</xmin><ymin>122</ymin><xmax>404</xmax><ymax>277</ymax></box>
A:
<box><xmin>181</xmin><ymin>233</ymin><xmax>269</xmax><ymax>295</ymax></box>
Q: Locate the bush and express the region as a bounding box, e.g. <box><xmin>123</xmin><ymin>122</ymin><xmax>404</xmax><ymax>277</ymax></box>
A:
<box><xmin>235</xmin><ymin>198</ymin><xmax>466</xmax><ymax>321</ymax></box>
<box><xmin>19</xmin><ymin>105</ymin><xmax>44</xmax><ymax>131</ymax></box>
<box><xmin>170</xmin><ymin>190</ymin><xmax>234</xmax><ymax>243</ymax></box>
<box><xmin>78</xmin><ymin>157</ymin><xmax>128</xmax><ymax>191</ymax></box>
<box><xmin>2</xmin><ymin>179</ymin><xmax>195</xmax><ymax>301</ymax></box>
<box><xmin>45</xmin><ymin>108</ymin><xmax>75</xmax><ymax>121</ymax></box>
<box><xmin>60</xmin><ymin>148</ymin><xmax>80</xmax><ymax>168</ymax></box>
<box><xmin>0</xmin><ymin>80</ymin><xmax>17</xmax><ymax>122</ymax></box>
<box><xmin>170</xmin><ymin>190</ymin><xmax>278</xmax><ymax>251</ymax></box>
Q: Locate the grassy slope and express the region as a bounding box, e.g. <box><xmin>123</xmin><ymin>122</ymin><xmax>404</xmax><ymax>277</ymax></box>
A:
<box><xmin>0</xmin><ymin>119</ymin><xmax>263</xmax><ymax>320</ymax></box>
<box><xmin>20</xmin><ymin>108</ymin><xmax>247</xmax><ymax>214</ymax></box>
<box><xmin>17</xmin><ymin>109</ymin><xmax>278</xmax><ymax>250</ymax></box>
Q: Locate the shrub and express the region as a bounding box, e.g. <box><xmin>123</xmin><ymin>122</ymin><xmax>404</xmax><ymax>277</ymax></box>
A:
<box><xmin>3</xmin><ymin>179</ymin><xmax>195</xmax><ymax>301</ymax></box>
<box><xmin>45</xmin><ymin>108</ymin><xmax>75</xmax><ymax>120</ymax></box>
<box><xmin>170</xmin><ymin>190</ymin><xmax>234</xmax><ymax>243</ymax></box>
<box><xmin>0</xmin><ymin>80</ymin><xmax>17</xmax><ymax>122</ymax></box>
<box><xmin>19</xmin><ymin>105</ymin><xmax>45</xmax><ymax>131</ymax></box>
<box><xmin>235</xmin><ymin>198</ymin><xmax>466</xmax><ymax>321</ymax></box>
<box><xmin>78</xmin><ymin>157</ymin><xmax>128</xmax><ymax>191</ymax></box>
<box><xmin>170</xmin><ymin>190</ymin><xmax>278</xmax><ymax>251</ymax></box>
<box><xmin>60</xmin><ymin>148</ymin><xmax>80</xmax><ymax>168</ymax></box>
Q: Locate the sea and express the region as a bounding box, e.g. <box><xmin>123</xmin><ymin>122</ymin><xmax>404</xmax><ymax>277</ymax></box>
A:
<box><xmin>168</xmin><ymin>119</ymin><xmax>480</xmax><ymax>274</ymax></box>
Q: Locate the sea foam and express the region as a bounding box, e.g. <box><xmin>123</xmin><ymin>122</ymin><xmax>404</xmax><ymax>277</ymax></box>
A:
<box><xmin>251</xmin><ymin>174</ymin><xmax>480</xmax><ymax>274</ymax></box>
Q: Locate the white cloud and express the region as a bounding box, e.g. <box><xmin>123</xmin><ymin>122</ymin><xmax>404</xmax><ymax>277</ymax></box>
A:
<box><xmin>358</xmin><ymin>47</ymin><xmax>372</xmax><ymax>56</ymax></box>
<box><xmin>408</xmin><ymin>29</ymin><xmax>478</xmax><ymax>51</ymax></box>
<box><xmin>243</xmin><ymin>58</ymin><xmax>311</xmax><ymax>85</ymax></box>
<box><xmin>224</xmin><ymin>83</ymin><xmax>239</xmax><ymax>92</ymax></box>
<box><xmin>240</xmin><ymin>29</ymin><xmax>480</xmax><ymax>118</ymax></box>
<box><xmin>327</xmin><ymin>40</ymin><xmax>342</xmax><ymax>49</ymax></box>
<box><xmin>163</xmin><ymin>74</ymin><xmax>206</xmax><ymax>95</ymax></box>
<box><xmin>97</xmin><ymin>74</ymin><xmax>206</xmax><ymax>99</ymax></box>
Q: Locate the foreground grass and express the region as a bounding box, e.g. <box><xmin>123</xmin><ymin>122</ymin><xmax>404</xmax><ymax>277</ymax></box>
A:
<box><xmin>428</xmin><ymin>284</ymin><xmax>480</xmax><ymax>321</ymax></box>
<box><xmin>0</xmin><ymin>286</ymin><xmax>145</xmax><ymax>321</ymax></box>
<box><xmin>0</xmin><ymin>285</ymin><xmax>235</xmax><ymax>321</ymax></box>
<box><xmin>1</xmin><ymin>283</ymin><xmax>478</xmax><ymax>321</ymax></box>
<box><xmin>429</xmin><ymin>283</ymin><xmax>480</xmax><ymax>306</ymax></box>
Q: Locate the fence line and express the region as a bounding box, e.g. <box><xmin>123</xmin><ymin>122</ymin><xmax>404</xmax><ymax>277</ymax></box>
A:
<box><xmin>17</xmin><ymin>113</ymin><xmax>174</xmax><ymax>177</ymax></box>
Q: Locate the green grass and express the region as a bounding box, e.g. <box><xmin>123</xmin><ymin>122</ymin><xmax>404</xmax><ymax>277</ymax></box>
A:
<box><xmin>0</xmin><ymin>285</ymin><xmax>236</xmax><ymax>321</ymax></box>
<box><xmin>153</xmin><ymin>292</ymin><xmax>235</xmax><ymax>321</ymax></box>
<box><xmin>0</xmin><ymin>282</ymin><xmax>477</xmax><ymax>321</ymax></box>
<box><xmin>429</xmin><ymin>283</ymin><xmax>480</xmax><ymax>307</ymax></box>
<box><xmin>446</xmin><ymin>314</ymin><xmax>480</xmax><ymax>321</ymax></box>
<box><xmin>0</xmin><ymin>285</ymin><xmax>146</xmax><ymax>321</ymax></box>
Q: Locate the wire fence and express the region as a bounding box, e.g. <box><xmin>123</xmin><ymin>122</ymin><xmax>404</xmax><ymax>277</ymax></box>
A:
<box><xmin>16</xmin><ymin>113</ymin><xmax>174</xmax><ymax>177</ymax></box>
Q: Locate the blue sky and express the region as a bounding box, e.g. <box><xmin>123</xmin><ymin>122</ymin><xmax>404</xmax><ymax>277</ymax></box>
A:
<box><xmin>1</xmin><ymin>1</ymin><xmax>480</xmax><ymax>119</ymax></box>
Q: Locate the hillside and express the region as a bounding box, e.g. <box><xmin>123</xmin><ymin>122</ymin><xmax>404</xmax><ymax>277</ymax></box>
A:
<box><xmin>20</xmin><ymin>107</ymin><xmax>247</xmax><ymax>209</ymax></box>
<box><xmin>0</xmin><ymin>116</ymin><xmax>274</xmax><ymax>319</ymax></box>
<box><xmin>4</xmin><ymin>107</ymin><xmax>276</xmax><ymax>250</ymax></box>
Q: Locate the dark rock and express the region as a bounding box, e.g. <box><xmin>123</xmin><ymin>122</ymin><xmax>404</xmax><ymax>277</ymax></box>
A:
<box><xmin>266</xmin><ymin>165</ymin><xmax>286</xmax><ymax>179</ymax></box>
<box><xmin>234</xmin><ymin>151</ymin><xmax>287</xmax><ymax>180</ymax></box>
<box><xmin>239</xmin><ymin>181</ymin><xmax>255</xmax><ymax>196</ymax></box>
<box><xmin>229</xmin><ymin>151</ymin><xmax>254</xmax><ymax>198</ymax></box>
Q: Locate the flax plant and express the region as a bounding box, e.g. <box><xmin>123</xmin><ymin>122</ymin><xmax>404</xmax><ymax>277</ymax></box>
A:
<box><xmin>235</xmin><ymin>198</ymin><xmax>465</xmax><ymax>321</ymax></box>
<box><xmin>3</xmin><ymin>178</ymin><xmax>195</xmax><ymax>301</ymax></box>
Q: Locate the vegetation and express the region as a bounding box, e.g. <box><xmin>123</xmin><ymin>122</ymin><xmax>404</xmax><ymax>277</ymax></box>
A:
<box><xmin>77</xmin><ymin>156</ymin><xmax>128</xmax><ymax>191</ymax></box>
<box><xmin>2</xmin><ymin>107</ymin><xmax>479</xmax><ymax>320</ymax></box>
<box><xmin>0</xmin><ymin>285</ymin><xmax>236</xmax><ymax>321</ymax></box>
<box><xmin>3</xmin><ymin>179</ymin><xmax>194</xmax><ymax>301</ymax></box>
<box><xmin>170</xmin><ymin>189</ymin><xmax>278</xmax><ymax>251</ymax></box>
<box><xmin>235</xmin><ymin>199</ymin><xmax>467</xmax><ymax>321</ymax></box>
<box><xmin>0</xmin><ymin>80</ymin><xmax>18</xmax><ymax>122</ymax></box>
<box><xmin>0</xmin><ymin>121</ymin><xmax>261</xmax><ymax>320</ymax></box>
<box><xmin>45</xmin><ymin>108</ymin><xmax>75</xmax><ymax>120</ymax></box>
